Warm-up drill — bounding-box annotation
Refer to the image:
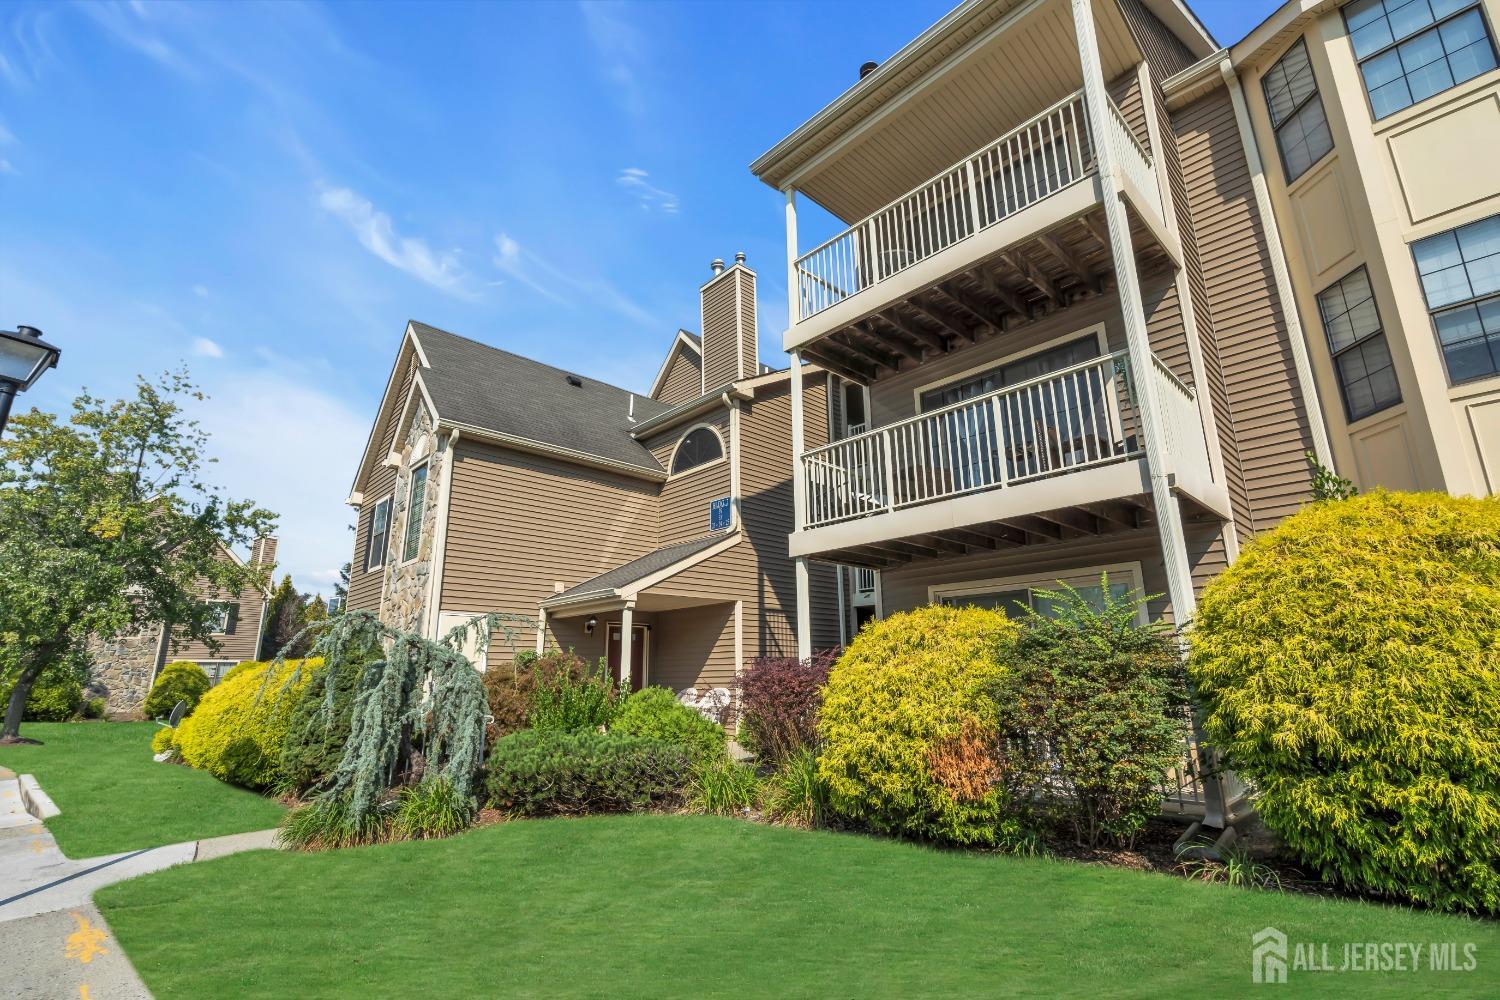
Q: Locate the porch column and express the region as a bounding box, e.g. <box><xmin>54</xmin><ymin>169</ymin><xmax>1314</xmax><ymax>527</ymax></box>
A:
<box><xmin>795</xmin><ymin>557</ymin><xmax>812</xmax><ymax>660</ymax></box>
<box><xmin>618</xmin><ymin>602</ymin><xmax>634</xmax><ymax>688</ymax></box>
<box><xmin>1071</xmin><ymin>0</ymin><xmax>1196</xmax><ymax>623</ymax></box>
<box><xmin>535</xmin><ymin>606</ymin><xmax>547</xmax><ymax>654</ymax></box>
<box><xmin>835</xmin><ymin>566</ymin><xmax>849</xmax><ymax>647</ymax></box>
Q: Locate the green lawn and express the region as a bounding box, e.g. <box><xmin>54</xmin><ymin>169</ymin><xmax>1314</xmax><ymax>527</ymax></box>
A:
<box><xmin>97</xmin><ymin>814</ymin><xmax>1499</xmax><ymax>998</ymax></box>
<box><xmin>0</xmin><ymin>721</ymin><xmax>285</xmax><ymax>857</ymax></box>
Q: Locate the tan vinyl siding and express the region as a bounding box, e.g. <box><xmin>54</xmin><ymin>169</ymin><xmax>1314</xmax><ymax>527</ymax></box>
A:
<box><xmin>1174</xmin><ymin>90</ymin><xmax>1317</xmax><ymax>530</ymax></box>
<box><xmin>647</xmin><ymin>411</ymin><xmax>732</xmax><ymax>545</ymax></box>
<box><xmin>701</xmin><ymin>273</ymin><xmax>741</xmax><ymax>388</ymax></box>
<box><xmin>655</xmin><ymin>344</ymin><xmax>703</xmax><ymax>406</ymax></box>
<box><xmin>649</xmin><ymin>603</ymin><xmax>737</xmax><ymax>692</ymax></box>
<box><xmin>735</xmin><ymin>269</ymin><xmax>758</xmax><ymax>380</ymax></box>
<box><xmin>439</xmin><ymin>441</ymin><xmax>660</xmax><ymax>622</ymax></box>
<box><xmin>1117</xmin><ymin>0</ymin><xmax>1198</xmax><ymax>80</ymax></box>
<box><xmin>167</xmin><ymin>571</ymin><xmax>267</xmax><ymax>664</ymax></box>
<box><xmin>347</xmin><ymin>465</ymin><xmax>396</xmax><ymax>613</ymax></box>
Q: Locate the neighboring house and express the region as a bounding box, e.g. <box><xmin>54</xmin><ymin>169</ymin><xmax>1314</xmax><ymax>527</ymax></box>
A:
<box><xmin>344</xmin><ymin>256</ymin><xmax>841</xmax><ymax>699</ymax></box>
<box><xmin>85</xmin><ymin>536</ymin><xmax>277</xmax><ymax>716</ymax></box>
<box><xmin>753</xmin><ymin>0</ymin><xmax>1499</xmax><ymax>668</ymax></box>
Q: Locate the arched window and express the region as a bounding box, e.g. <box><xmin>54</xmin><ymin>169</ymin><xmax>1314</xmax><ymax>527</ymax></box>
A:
<box><xmin>671</xmin><ymin>426</ymin><xmax>723</xmax><ymax>474</ymax></box>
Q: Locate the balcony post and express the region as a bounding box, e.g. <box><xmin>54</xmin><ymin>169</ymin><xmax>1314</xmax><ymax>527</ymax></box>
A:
<box><xmin>618</xmin><ymin>602</ymin><xmax>635</xmax><ymax>690</ymax></box>
<box><xmin>795</xmin><ymin>557</ymin><xmax>812</xmax><ymax>660</ymax></box>
<box><xmin>791</xmin><ymin>349</ymin><xmax>812</xmax><ymax>660</ymax></box>
<box><xmin>1071</xmin><ymin>0</ymin><xmax>1197</xmax><ymax>624</ymax></box>
<box><xmin>784</xmin><ymin>187</ymin><xmax>800</xmax><ymax>324</ymax></box>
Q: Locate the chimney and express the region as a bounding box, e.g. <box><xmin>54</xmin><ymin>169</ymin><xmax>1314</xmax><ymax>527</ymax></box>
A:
<box><xmin>700</xmin><ymin>253</ymin><xmax>757</xmax><ymax>390</ymax></box>
<box><xmin>250</xmin><ymin>536</ymin><xmax>278</xmax><ymax>568</ymax></box>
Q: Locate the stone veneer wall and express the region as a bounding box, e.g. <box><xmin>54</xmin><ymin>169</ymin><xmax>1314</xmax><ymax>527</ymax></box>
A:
<box><xmin>84</xmin><ymin>624</ymin><xmax>165</xmax><ymax>719</ymax></box>
<box><xmin>380</xmin><ymin>403</ymin><xmax>444</xmax><ymax>635</ymax></box>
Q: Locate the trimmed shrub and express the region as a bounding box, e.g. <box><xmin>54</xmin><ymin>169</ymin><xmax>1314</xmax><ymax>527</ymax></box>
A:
<box><xmin>485</xmin><ymin>730</ymin><xmax>690</xmax><ymax>816</ymax></box>
<box><xmin>482</xmin><ymin>649</ymin><xmax>589</xmax><ymax>741</ymax></box>
<box><xmin>81</xmin><ymin>697</ymin><xmax>107</xmax><ymax>720</ymax></box>
<box><xmin>151</xmin><ymin>726</ymin><xmax>177</xmax><ymax>755</ymax></box>
<box><xmin>610</xmin><ymin>686</ymin><xmax>727</xmax><ymax>765</ymax></box>
<box><xmin>1189</xmin><ymin>490</ymin><xmax>1500</xmax><ymax>913</ymax></box>
<box><xmin>528</xmin><ymin>658</ymin><xmax>617</xmax><ymax>734</ymax></box>
<box><xmin>221</xmin><ymin>661</ymin><xmax>259</xmax><ymax>684</ymax></box>
<box><xmin>986</xmin><ymin>581</ymin><xmax>1186</xmax><ymax>848</ymax></box>
<box><xmin>174</xmin><ymin>659</ymin><xmax>320</xmax><ymax>789</ymax></box>
<box><xmin>277</xmin><ymin>659</ymin><xmax>361</xmax><ymax>795</ymax></box>
<box><xmin>3</xmin><ymin>663</ymin><xmax>84</xmax><ymax>722</ymax></box>
<box><xmin>690</xmin><ymin>758</ymin><xmax>761</xmax><ymax>816</ymax></box>
<box><xmin>735</xmin><ymin>649</ymin><xmax>837</xmax><ymax>766</ymax></box>
<box><xmin>817</xmin><ymin>605</ymin><xmax>1018</xmax><ymax>845</ymax></box>
<box><xmin>144</xmin><ymin>660</ymin><xmax>210</xmax><ymax>718</ymax></box>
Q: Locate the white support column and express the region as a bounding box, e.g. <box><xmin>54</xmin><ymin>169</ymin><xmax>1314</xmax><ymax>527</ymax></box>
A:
<box><xmin>535</xmin><ymin>607</ymin><xmax>547</xmax><ymax>655</ymax></box>
<box><xmin>835</xmin><ymin>566</ymin><xmax>849</xmax><ymax>647</ymax></box>
<box><xmin>784</xmin><ymin>188</ymin><xmax>800</xmax><ymax>327</ymax></box>
<box><xmin>618</xmin><ymin>603</ymin><xmax>635</xmax><ymax>689</ymax></box>
<box><xmin>790</xmin><ymin>351</ymin><xmax>807</xmax><ymax>532</ymax></box>
<box><xmin>1072</xmin><ymin>0</ymin><xmax>1197</xmax><ymax>623</ymax></box>
<box><xmin>795</xmin><ymin>557</ymin><xmax>812</xmax><ymax>659</ymax></box>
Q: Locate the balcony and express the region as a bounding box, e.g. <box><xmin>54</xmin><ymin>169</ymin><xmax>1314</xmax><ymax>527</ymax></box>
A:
<box><xmin>792</xmin><ymin>349</ymin><xmax>1219</xmax><ymax>561</ymax></box>
<box><xmin>788</xmin><ymin>88</ymin><xmax>1172</xmax><ymax>364</ymax></box>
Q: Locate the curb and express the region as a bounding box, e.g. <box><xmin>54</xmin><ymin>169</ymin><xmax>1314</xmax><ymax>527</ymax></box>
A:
<box><xmin>18</xmin><ymin>774</ymin><xmax>60</xmax><ymax>820</ymax></box>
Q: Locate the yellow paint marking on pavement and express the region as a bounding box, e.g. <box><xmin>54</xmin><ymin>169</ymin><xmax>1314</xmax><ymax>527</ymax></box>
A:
<box><xmin>80</xmin><ymin>985</ymin><xmax>91</xmax><ymax>1000</ymax></box>
<box><xmin>65</xmin><ymin>911</ymin><xmax>108</xmax><ymax>965</ymax></box>
<box><xmin>29</xmin><ymin>837</ymin><xmax>47</xmax><ymax>853</ymax></box>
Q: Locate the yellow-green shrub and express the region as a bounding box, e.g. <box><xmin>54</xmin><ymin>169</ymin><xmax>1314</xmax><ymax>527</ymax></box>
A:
<box><xmin>151</xmin><ymin>726</ymin><xmax>177</xmax><ymax>755</ymax></box>
<box><xmin>817</xmin><ymin>605</ymin><xmax>1018</xmax><ymax>845</ymax></box>
<box><xmin>1189</xmin><ymin>490</ymin><xmax>1500</xmax><ymax>913</ymax></box>
<box><xmin>143</xmin><ymin>660</ymin><xmax>210</xmax><ymax>718</ymax></box>
<box><xmin>174</xmin><ymin>659</ymin><xmax>321</xmax><ymax>789</ymax></box>
<box><xmin>221</xmin><ymin>660</ymin><xmax>259</xmax><ymax>684</ymax></box>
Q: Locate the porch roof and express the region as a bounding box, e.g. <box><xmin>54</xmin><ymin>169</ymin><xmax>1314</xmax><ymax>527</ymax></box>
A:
<box><xmin>542</xmin><ymin>531</ymin><xmax>737</xmax><ymax>609</ymax></box>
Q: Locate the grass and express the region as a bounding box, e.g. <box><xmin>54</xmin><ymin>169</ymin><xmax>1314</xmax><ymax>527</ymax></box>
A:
<box><xmin>0</xmin><ymin>721</ymin><xmax>285</xmax><ymax>857</ymax></box>
<box><xmin>97</xmin><ymin>814</ymin><xmax>1500</xmax><ymax>998</ymax></box>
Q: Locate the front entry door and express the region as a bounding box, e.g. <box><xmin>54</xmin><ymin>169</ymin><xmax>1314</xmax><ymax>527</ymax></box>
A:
<box><xmin>606</xmin><ymin>624</ymin><xmax>648</xmax><ymax>691</ymax></box>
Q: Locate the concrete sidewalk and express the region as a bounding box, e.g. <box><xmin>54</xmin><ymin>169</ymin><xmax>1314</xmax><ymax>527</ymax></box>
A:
<box><xmin>0</xmin><ymin>770</ymin><xmax>279</xmax><ymax>998</ymax></box>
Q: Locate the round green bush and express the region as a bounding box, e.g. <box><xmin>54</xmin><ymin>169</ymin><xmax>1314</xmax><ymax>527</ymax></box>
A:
<box><xmin>817</xmin><ymin>604</ymin><xmax>1019</xmax><ymax>845</ymax></box>
<box><xmin>610</xmin><ymin>686</ymin><xmax>726</xmax><ymax>765</ymax></box>
<box><xmin>144</xmin><ymin>660</ymin><xmax>211</xmax><ymax>718</ymax></box>
<box><xmin>174</xmin><ymin>659</ymin><xmax>319</xmax><ymax>789</ymax></box>
<box><xmin>1189</xmin><ymin>490</ymin><xmax>1500</xmax><ymax>913</ymax></box>
<box><xmin>151</xmin><ymin>726</ymin><xmax>177</xmax><ymax>755</ymax></box>
<box><xmin>0</xmin><ymin>659</ymin><xmax>84</xmax><ymax>721</ymax></box>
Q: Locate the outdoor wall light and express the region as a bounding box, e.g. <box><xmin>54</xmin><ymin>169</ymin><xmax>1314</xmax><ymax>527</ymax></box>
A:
<box><xmin>0</xmin><ymin>325</ymin><xmax>61</xmax><ymax>438</ymax></box>
<box><xmin>585</xmin><ymin>616</ymin><xmax>597</xmax><ymax>634</ymax></box>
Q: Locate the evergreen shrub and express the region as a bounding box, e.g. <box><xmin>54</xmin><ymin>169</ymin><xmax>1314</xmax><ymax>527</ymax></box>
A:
<box><xmin>610</xmin><ymin>686</ymin><xmax>726</xmax><ymax>765</ymax></box>
<box><xmin>485</xmin><ymin>730</ymin><xmax>689</xmax><ymax>816</ymax></box>
<box><xmin>1190</xmin><ymin>490</ymin><xmax>1500</xmax><ymax>912</ymax></box>
<box><xmin>817</xmin><ymin>604</ymin><xmax>1018</xmax><ymax>845</ymax></box>
<box><xmin>481</xmin><ymin>649</ymin><xmax>588</xmax><ymax>740</ymax></box>
<box><xmin>143</xmin><ymin>660</ymin><xmax>210</xmax><ymax>718</ymax></box>
<box><xmin>174</xmin><ymin>659</ymin><xmax>319</xmax><ymax>789</ymax></box>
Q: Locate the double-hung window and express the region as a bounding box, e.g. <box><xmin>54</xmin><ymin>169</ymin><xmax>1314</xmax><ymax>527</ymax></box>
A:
<box><xmin>1316</xmin><ymin>267</ymin><xmax>1402</xmax><ymax>420</ymax></box>
<box><xmin>1262</xmin><ymin>39</ymin><xmax>1335</xmax><ymax>182</ymax></box>
<box><xmin>1344</xmin><ymin>0</ymin><xmax>1498</xmax><ymax>120</ymax></box>
<box><xmin>403</xmin><ymin>465</ymin><xmax>428</xmax><ymax>563</ymax></box>
<box><xmin>1412</xmin><ymin>213</ymin><xmax>1500</xmax><ymax>383</ymax></box>
<box><xmin>206</xmin><ymin>601</ymin><xmax>234</xmax><ymax>634</ymax></box>
<box><xmin>365</xmin><ymin>496</ymin><xmax>391</xmax><ymax>571</ymax></box>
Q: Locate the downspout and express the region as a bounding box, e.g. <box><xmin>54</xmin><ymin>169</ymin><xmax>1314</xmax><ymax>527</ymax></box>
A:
<box><xmin>724</xmin><ymin>392</ymin><xmax>743</xmax><ymax>531</ymax></box>
<box><xmin>1219</xmin><ymin>58</ymin><xmax>1336</xmax><ymax>469</ymax></box>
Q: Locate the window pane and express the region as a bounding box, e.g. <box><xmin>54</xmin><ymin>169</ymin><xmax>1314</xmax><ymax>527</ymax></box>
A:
<box><xmin>1415</xmin><ymin>230</ymin><xmax>1462</xmax><ymax>274</ymax></box>
<box><xmin>1319</xmin><ymin>267</ymin><xmax>1385</xmax><ymax>353</ymax></box>
<box><xmin>1264</xmin><ymin>40</ymin><xmax>1318</xmax><ymax>127</ymax></box>
<box><xmin>1456</xmin><ymin>215</ymin><xmax>1500</xmax><ymax>262</ymax></box>
<box><xmin>1449</xmin><ymin>37</ymin><xmax>1500</xmax><ymax>83</ymax></box>
<box><xmin>1434</xmin><ymin>303</ymin><xmax>1483</xmax><ymax>345</ymax></box>
<box><xmin>1351</xmin><ymin>18</ymin><xmax>1395</xmax><ymax>58</ymax></box>
<box><xmin>1405</xmin><ymin>54</ymin><xmax>1455</xmax><ymax>101</ymax></box>
<box><xmin>1422</xmin><ymin>263</ymin><xmax>1474</xmax><ymax>307</ymax></box>
<box><xmin>1346</xmin><ymin>0</ymin><xmax>1387</xmax><ymax>33</ymax></box>
<box><xmin>1278</xmin><ymin>96</ymin><xmax>1333</xmax><ymax>179</ymax></box>
<box><xmin>403</xmin><ymin>466</ymin><xmax>427</xmax><ymax>562</ymax></box>
<box><xmin>1362</xmin><ymin>48</ymin><xmax>1407</xmax><ymax>89</ymax></box>
<box><xmin>1440</xmin><ymin>8</ymin><xmax>1488</xmax><ymax>49</ymax></box>
<box><xmin>1430</xmin><ymin>0</ymin><xmax>1470</xmax><ymax>17</ymax></box>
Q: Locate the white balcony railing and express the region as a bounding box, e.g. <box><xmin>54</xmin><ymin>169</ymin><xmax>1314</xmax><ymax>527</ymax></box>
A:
<box><xmin>793</xmin><ymin>91</ymin><xmax>1159</xmax><ymax>323</ymax></box>
<box><xmin>799</xmin><ymin>350</ymin><xmax>1200</xmax><ymax>531</ymax></box>
<box><xmin>853</xmin><ymin>567</ymin><xmax>877</xmax><ymax>596</ymax></box>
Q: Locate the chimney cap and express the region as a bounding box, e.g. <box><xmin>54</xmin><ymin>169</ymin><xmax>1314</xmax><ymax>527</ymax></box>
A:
<box><xmin>734</xmin><ymin>251</ymin><xmax>746</xmax><ymax>266</ymax></box>
<box><xmin>710</xmin><ymin>258</ymin><xmax>725</xmax><ymax>274</ymax></box>
<box><xmin>860</xmin><ymin>60</ymin><xmax>878</xmax><ymax>79</ymax></box>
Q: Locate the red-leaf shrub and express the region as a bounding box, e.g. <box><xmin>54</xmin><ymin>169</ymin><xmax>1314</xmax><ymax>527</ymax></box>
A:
<box><xmin>734</xmin><ymin>648</ymin><xmax>838</xmax><ymax>765</ymax></box>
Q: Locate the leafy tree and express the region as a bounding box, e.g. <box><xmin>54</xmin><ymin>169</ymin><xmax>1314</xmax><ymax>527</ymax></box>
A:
<box><xmin>0</xmin><ymin>371</ymin><xmax>275</xmax><ymax>741</ymax></box>
<box><xmin>334</xmin><ymin>561</ymin><xmax>349</xmax><ymax>607</ymax></box>
<box><xmin>262</xmin><ymin>580</ymin><xmax>330</xmax><ymax>660</ymax></box>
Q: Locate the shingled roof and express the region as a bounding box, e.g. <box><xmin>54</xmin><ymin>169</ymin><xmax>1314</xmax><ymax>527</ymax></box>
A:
<box><xmin>410</xmin><ymin>321</ymin><xmax>672</xmax><ymax>474</ymax></box>
<box><xmin>545</xmin><ymin>532</ymin><xmax>731</xmax><ymax>602</ymax></box>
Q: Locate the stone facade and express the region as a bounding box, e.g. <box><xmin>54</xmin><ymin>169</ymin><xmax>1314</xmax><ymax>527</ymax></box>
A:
<box><xmin>380</xmin><ymin>403</ymin><xmax>444</xmax><ymax>635</ymax></box>
<box><xmin>84</xmin><ymin>624</ymin><xmax>165</xmax><ymax>719</ymax></box>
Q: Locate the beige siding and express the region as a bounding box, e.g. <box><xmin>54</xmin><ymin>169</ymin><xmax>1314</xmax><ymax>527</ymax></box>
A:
<box><xmin>655</xmin><ymin>343</ymin><xmax>703</xmax><ymax>406</ymax></box>
<box><xmin>438</xmin><ymin>441</ymin><xmax>660</xmax><ymax>623</ymax></box>
<box><xmin>648</xmin><ymin>411</ymin><xmax>732</xmax><ymax>545</ymax></box>
<box><xmin>701</xmin><ymin>273</ymin><xmax>741</xmax><ymax>388</ymax></box>
<box><xmin>167</xmin><ymin>568</ymin><xmax>267</xmax><ymax>664</ymax></box>
<box><xmin>1117</xmin><ymin>0</ymin><xmax>1197</xmax><ymax>80</ymax></box>
<box><xmin>347</xmin><ymin>465</ymin><xmax>396</xmax><ymax>614</ymax></box>
<box><xmin>735</xmin><ymin>269</ymin><xmax>759</xmax><ymax>380</ymax></box>
<box><xmin>1174</xmin><ymin>90</ymin><xmax>1317</xmax><ymax>530</ymax></box>
<box><xmin>650</xmin><ymin>604</ymin><xmax>736</xmax><ymax>692</ymax></box>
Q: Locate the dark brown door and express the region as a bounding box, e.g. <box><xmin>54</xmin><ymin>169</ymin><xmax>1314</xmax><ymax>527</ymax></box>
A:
<box><xmin>606</xmin><ymin>624</ymin><xmax>647</xmax><ymax>691</ymax></box>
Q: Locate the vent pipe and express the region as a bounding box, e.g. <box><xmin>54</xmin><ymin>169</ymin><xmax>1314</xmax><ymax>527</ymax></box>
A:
<box><xmin>859</xmin><ymin>61</ymin><xmax>878</xmax><ymax>79</ymax></box>
<box><xmin>710</xmin><ymin>258</ymin><xmax>725</xmax><ymax>275</ymax></box>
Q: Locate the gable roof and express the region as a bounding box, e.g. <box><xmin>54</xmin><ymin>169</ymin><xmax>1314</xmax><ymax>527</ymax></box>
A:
<box><xmin>543</xmin><ymin>531</ymin><xmax>735</xmax><ymax>605</ymax></box>
<box><xmin>647</xmin><ymin>328</ymin><xmax>703</xmax><ymax>400</ymax></box>
<box><xmin>408</xmin><ymin>322</ymin><xmax>672</xmax><ymax>475</ymax></box>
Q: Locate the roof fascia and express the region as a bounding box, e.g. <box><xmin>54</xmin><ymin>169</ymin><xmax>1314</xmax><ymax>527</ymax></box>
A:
<box><xmin>443</xmin><ymin>420</ymin><xmax>668</xmax><ymax>482</ymax></box>
<box><xmin>647</xmin><ymin>329</ymin><xmax>704</xmax><ymax>400</ymax></box>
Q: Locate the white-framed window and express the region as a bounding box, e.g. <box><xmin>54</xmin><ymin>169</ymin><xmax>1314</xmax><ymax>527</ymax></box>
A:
<box><xmin>365</xmin><ymin>495</ymin><xmax>392</xmax><ymax>572</ymax></box>
<box><xmin>669</xmin><ymin>424</ymin><xmax>725</xmax><ymax>475</ymax></box>
<box><xmin>1412</xmin><ymin>212</ymin><xmax>1500</xmax><ymax>384</ymax></box>
<box><xmin>1344</xmin><ymin>0</ymin><xmax>1498</xmax><ymax>120</ymax></box>
<box><xmin>402</xmin><ymin>463</ymin><xmax>428</xmax><ymax>563</ymax></box>
<box><xmin>1262</xmin><ymin>38</ymin><xmax>1335</xmax><ymax>183</ymax></box>
<box><xmin>1316</xmin><ymin>266</ymin><xmax>1402</xmax><ymax>420</ymax></box>
<box><xmin>206</xmin><ymin>601</ymin><xmax>235</xmax><ymax>634</ymax></box>
<box><xmin>929</xmin><ymin>562</ymin><xmax>1148</xmax><ymax>624</ymax></box>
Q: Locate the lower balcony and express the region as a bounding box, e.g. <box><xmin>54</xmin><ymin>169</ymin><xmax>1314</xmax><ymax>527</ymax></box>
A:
<box><xmin>792</xmin><ymin>348</ymin><xmax>1226</xmax><ymax>565</ymax></box>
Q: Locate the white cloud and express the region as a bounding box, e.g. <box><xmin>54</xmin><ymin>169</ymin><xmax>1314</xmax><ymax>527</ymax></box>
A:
<box><xmin>193</xmin><ymin>367</ymin><xmax>368</xmax><ymax>596</ymax></box>
<box><xmin>192</xmin><ymin>284</ymin><xmax>209</xmax><ymax>298</ymax></box>
<box><xmin>191</xmin><ymin>336</ymin><xmax>223</xmax><ymax>358</ymax></box>
<box><xmin>76</xmin><ymin>1</ymin><xmax>193</xmax><ymax>77</ymax></box>
<box><xmin>318</xmin><ymin>184</ymin><xmax>474</xmax><ymax>299</ymax></box>
<box><xmin>579</xmin><ymin>2</ymin><xmax>647</xmax><ymax>118</ymax></box>
<box><xmin>492</xmin><ymin>233</ymin><xmax>656</xmax><ymax>328</ymax></box>
<box><xmin>0</xmin><ymin>159</ymin><xmax>15</xmax><ymax>176</ymax></box>
<box><xmin>617</xmin><ymin>167</ymin><xmax>678</xmax><ymax>214</ymax></box>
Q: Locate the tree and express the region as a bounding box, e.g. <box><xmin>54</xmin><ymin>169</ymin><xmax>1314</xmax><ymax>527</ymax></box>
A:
<box><xmin>0</xmin><ymin>371</ymin><xmax>275</xmax><ymax>741</ymax></box>
<box><xmin>262</xmin><ymin>575</ymin><xmax>309</xmax><ymax>659</ymax></box>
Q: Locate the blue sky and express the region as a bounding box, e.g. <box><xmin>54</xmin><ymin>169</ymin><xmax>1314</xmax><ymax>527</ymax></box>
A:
<box><xmin>0</xmin><ymin>0</ymin><xmax>1275</xmax><ymax>594</ymax></box>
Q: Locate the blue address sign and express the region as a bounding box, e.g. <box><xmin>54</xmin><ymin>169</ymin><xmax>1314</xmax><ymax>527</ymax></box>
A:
<box><xmin>709</xmin><ymin>497</ymin><xmax>732</xmax><ymax>531</ymax></box>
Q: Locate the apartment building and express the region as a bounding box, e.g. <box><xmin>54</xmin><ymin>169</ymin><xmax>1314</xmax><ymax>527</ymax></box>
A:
<box><xmin>754</xmin><ymin>0</ymin><xmax>1498</xmax><ymax>662</ymax></box>
<box><xmin>343</xmin><ymin>258</ymin><xmax>841</xmax><ymax>696</ymax></box>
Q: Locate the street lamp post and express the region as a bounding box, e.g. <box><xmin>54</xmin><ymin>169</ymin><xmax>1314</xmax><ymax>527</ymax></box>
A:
<box><xmin>0</xmin><ymin>326</ymin><xmax>61</xmax><ymax>438</ymax></box>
